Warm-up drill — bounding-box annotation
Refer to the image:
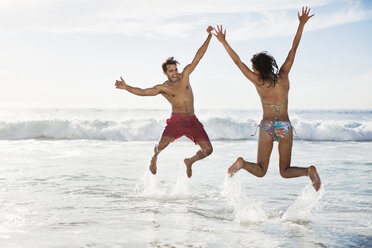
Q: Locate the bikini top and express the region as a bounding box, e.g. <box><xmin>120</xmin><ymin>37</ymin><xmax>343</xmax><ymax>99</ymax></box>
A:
<box><xmin>262</xmin><ymin>102</ymin><xmax>287</xmax><ymax>120</ymax></box>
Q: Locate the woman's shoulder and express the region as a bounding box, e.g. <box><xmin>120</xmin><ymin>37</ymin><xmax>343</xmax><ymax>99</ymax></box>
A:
<box><xmin>275</xmin><ymin>75</ymin><xmax>289</xmax><ymax>88</ymax></box>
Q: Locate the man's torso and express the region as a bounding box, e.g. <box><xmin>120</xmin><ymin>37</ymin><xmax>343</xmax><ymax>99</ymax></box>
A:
<box><xmin>160</xmin><ymin>73</ymin><xmax>195</xmax><ymax>116</ymax></box>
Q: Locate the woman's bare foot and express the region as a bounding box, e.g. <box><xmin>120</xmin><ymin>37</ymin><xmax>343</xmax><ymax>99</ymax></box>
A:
<box><xmin>228</xmin><ymin>157</ymin><xmax>244</xmax><ymax>177</ymax></box>
<box><xmin>308</xmin><ymin>165</ymin><xmax>321</xmax><ymax>191</ymax></box>
<box><xmin>184</xmin><ymin>158</ymin><xmax>193</xmax><ymax>178</ymax></box>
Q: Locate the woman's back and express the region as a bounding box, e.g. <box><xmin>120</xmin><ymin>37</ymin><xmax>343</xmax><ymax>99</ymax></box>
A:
<box><xmin>255</xmin><ymin>73</ymin><xmax>290</xmax><ymax>122</ymax></box>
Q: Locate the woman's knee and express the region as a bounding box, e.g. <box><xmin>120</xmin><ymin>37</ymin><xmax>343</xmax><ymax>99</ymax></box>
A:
<box><xmin>279</xmin><ymin>169</ymin><xmax>290</xmax><ymax>178</ymax></box>
<box><xmin>256</xmin><ymin>162</ymin><xmax>268</xmax><ymax>177</ymax></box>
<box><xmin>257</xmin><ymin>170</ymin><xmax>267</xmax><ymax>178</ymax></box>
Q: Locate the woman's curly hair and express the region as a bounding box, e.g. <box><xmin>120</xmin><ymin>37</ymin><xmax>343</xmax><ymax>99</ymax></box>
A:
<box><xmin>251</xmin><ymin>51</ymin><xmax>279</xmax><ymax>87</ymax></box>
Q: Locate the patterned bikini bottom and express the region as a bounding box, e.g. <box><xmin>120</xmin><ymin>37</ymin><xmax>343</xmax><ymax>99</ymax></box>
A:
<box><xmin>259</xmin><ymin>121</ymin><xmax>292</xmax><ymax>142</ymax></box>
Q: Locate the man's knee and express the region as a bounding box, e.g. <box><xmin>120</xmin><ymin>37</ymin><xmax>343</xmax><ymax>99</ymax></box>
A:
<box><xmin>157</xmin><ymin>141</ymin><xmax>170</xmax><ymax>151</ymax></box>
<box><xmin>202</xmin><ymin>145</ymin><xmax>213</xmax><ymax>156</ymax></box>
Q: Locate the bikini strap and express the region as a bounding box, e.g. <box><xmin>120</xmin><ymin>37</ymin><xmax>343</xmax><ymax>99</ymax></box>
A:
<box><xmin>291</xmin><ymin>125</ymin><xmax>299</xmax><ymax>139</ymax></box>
<box><xmin>262</xmin><ymin>102</ymin><xmax>287</xmax><ymax>120</ymax></box>
<box><xmin>251</xmin><ymin>124</ymin><xmax>259</xmax><ymax>137</ymax></box>
<box><xmin>272</xmin><ymin>105</ymin><xmax>281</xmax><ymax>120</ymax></box>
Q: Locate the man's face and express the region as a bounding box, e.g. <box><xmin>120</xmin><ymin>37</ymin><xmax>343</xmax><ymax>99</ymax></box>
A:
<box><xmin>164</xmin><ymin>64</ymin><xmax>179</xmax><ymax>82</ymax></box>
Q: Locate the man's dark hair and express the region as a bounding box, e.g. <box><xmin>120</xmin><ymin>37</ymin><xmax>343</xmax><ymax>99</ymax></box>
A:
<box><xmin>162</xmin><ymin>57</ymin><xmax>180</xmax><ymax>72</ymax></box>
<box><xmin>251</xmin><ymin>51</ymin><xmax>279</xmax><ymax>87</ymax></box>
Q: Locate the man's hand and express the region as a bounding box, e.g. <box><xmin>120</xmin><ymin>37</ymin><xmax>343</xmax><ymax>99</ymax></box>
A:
<box><xmin>206</xmin><ymin>25</ymin><xmax>213</xmax><ymax>35</ymax></box>
<box><xmin>115</xmin><ymin>76</ymin><xmax>127</xmax><ymax>90</ymax></box>
<box><xmin>298</xmin><ymin>6</ymin><xmax>314</xmax><ymax>25</ymax></box>
<box><xmin>212</xmin><ymin>25</ymin><xmax>226</xmax><ymax>43</ymax></box>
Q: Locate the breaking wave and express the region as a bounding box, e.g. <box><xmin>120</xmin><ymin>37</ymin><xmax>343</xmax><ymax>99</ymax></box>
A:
<box><xmin>1</xmin><ymin>117</ymin><xmax>371</xmax><ymax>141</ymax></box>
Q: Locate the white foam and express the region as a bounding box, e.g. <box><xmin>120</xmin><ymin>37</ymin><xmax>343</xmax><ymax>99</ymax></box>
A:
<box><xmin>134</xmin><ymin>168</ymin><xmax>191</xmax><ymax>198</ymax></box>
<box><xmin>281</xmin><ymin>185</ymin><xmax>325</xmax><ymax>222</ymax></box>
<box><xmin>221</xmin><ymin>174</ymin><xmax>268</xmax><ymax>223</ymax></box>
<box><xmin>134</xmin><ymin>170</ymin><xmax>166</xmax><ymax>197</ymax></box>
<box><xmin>0</xmin><ymin>119</ymin><xmax>164</xmax><ymax>141</ymax></box>
<box><xmin>170</xmin><ymin>172</ymin><xmax>191</xmax><ymax>196</ymax></box>
<box><xmin>1</xmin><ymin>109</ymin><xmax>371</xmax><ymax>141</ymax></box>
<box><xmin>293</xmin><ymin>120</ymin><xmax>372</xmax><ymax>141</ymax></box>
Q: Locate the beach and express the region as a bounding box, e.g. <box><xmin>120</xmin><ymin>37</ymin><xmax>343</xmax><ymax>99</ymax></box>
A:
<box><xmin>0</xmin><ymin>108</ymin><xmax>371</xmax><ymax>247</ymax></box>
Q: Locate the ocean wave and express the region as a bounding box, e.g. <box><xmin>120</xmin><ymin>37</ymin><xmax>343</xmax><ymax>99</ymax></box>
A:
<box><xmin>0</xmin><ymin>119</ymin><xmax>164</xmax><ymax>141</ymax></box>
<box><xmin>0</xmin><ymin>118</ymin><xmax>371</xmax><ymax>141</ymax></box>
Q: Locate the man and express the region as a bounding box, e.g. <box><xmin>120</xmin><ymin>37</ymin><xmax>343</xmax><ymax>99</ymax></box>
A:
<box><xmin>213</xmin><ymin>7</ymin><xmax>321</xmax><ymax>191</ymax></box>
<box><xmin>115</xmin><ymin>26</ymin><xmax>214</xmax><ymax>178</ymax></box>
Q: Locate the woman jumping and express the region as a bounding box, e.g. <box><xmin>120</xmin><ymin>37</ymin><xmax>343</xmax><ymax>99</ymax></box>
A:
<box><xmin>213</xmin><ymin>7</ymin><xmax>321</xmax><ymax>191</ymax></box>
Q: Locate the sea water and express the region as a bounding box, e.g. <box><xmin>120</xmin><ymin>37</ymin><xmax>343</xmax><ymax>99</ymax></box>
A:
<box><xmin>0</xmin><ymin>108</ymin><xmax>371</xmax><ymax>247</ymax></box>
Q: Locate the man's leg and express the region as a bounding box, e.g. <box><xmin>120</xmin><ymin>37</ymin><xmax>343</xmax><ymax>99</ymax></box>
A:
<box><xmin>228</xmin><ymin>127</ymin><xmax>273</xmax><ymax>177</ymax></box>
<box><xmin>184</xmin><ymin>140</ymin><xmax>213</xmax><ymax>178</ymax></box>
<box><xmin>149</xmin><ymin>136</ymin><xmax>174</xmax><ymax>175</ymax></box>
<box><xmin>278</xmin><ymin>128</ymin><xmax>321</xmax><ymax>191</ymax></box>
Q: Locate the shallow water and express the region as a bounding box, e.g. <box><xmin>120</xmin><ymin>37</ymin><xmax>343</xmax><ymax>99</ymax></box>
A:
<box><xmin>0</xmin><ymin>139</ymin><xmax>371</xmax><ymax>247</ymax></box>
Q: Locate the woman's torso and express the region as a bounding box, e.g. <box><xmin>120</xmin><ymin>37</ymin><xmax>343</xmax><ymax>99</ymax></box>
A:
<box><xmin>255</xmin><ymin>75</ymin><xmax>290</xmax><ymax>122</ymax></box>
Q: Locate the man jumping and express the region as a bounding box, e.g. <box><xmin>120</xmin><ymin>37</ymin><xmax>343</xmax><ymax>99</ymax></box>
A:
<box><xmin>115</xmin><ymin>26</ymin><xmax>214</xmax><ymax>178</ymax></box>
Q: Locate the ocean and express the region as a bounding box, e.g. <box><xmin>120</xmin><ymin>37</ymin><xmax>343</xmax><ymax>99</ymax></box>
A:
<box><xmin>0</xmin><ymin>108</ymin><xmax>371</xmax><ymax>247</ymax></box>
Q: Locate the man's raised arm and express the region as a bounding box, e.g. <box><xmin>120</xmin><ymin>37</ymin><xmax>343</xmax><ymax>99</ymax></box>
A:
<box><xmin>115</xmin><ymin>76</ymin><xmax>162</xmax><ymax>96</ymax></box>
<box><xmin>279</xmin><ymin>6</ymin><xmax>314</xmax><ymax>77</ymax></box>
<box><xmin>183</xmin><ymin>26</ymin><xmax>213</xmax><ymax>75</ymax></box>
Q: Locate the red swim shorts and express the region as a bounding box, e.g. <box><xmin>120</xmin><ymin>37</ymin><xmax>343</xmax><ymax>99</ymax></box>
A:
<box><xmin>161</xmin><ymin>114</ymin><xmax>210</xmax><ymax>144</ymax></box>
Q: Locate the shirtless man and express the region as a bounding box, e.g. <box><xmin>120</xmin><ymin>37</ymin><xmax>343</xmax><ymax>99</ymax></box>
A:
<box><xmin>213</xmin><ymin>7</ymin><xmax>321</xmax><ymax>191</ymax></box>
<box><xmin>115</xmin><ymin>26</ymin><xmax>214</xmax><ymax>178</ymax></box>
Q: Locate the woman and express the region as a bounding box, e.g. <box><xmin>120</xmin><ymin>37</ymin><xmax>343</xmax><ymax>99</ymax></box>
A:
<box><xmin>213</xmin><ymin>7</ymin><xmax>321</xmax><ymax>191</ymax></box>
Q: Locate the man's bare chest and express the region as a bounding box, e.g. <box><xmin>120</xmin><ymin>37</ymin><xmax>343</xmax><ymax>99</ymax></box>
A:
<box><xmin>164</xmin><ymin>82</ymin><xmax>192</xmax><ymax>98</ymax></box>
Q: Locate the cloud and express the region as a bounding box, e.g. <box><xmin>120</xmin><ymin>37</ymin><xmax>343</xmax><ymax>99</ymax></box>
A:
<box><xmin>0</xmin><ymin>70</ymin><xmax>11</xmax><ymax>76</ymax></box>
<box><xmin>309</xmin><ymin>0</ymin><xmax>370</xmax><ymax>30</ymax></box>
<box><xmin>227</xmin><ymin>1</ymin><xmax>371</xmax><ymax>41</ymax></box>
<box><xmin>0</xmin><ymin>0</ymin><xmax>370</xmax><ymax>39</ymax></box>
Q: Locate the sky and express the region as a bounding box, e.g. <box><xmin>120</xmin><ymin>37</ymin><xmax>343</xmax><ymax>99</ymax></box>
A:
<box><xmin>0</xmin><ymin>0</ymin><xmax>372</xmax><ymax>110</ymax></box>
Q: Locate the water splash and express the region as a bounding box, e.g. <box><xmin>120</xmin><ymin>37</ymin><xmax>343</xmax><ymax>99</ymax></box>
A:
<box><xmin>170</xmin><ymin>171</ymin><xmax>191</xmax><ymax>196</ymax></box>
<box><xmin>221</xmin><ymin>174</ymin><xmax>268</xmax><ymax>224</ymax></box>
<box><xmin>134</xmin><ymin>168</ymin><xmax>191</xmax><ymax>198</ymax></box>
<box><xmin>134</xmin><ymin>170</ymin><xmax>166</xmax><ymax>197</ymax></box>
<box><xmin>281</xmin><ymin>185</ymin><xmax>325</xmax><ymax>222</ymax></box>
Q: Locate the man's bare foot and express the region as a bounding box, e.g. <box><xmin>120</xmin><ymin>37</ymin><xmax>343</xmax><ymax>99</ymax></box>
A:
<box><xmin>149</xmin><ymin>156</ymin><xmax>157</xmax><ymax>175</ymax></box>
<box><xmin>228</xmin><ymin>157</ymin><xmax>244</xmax><ymax>177</ymax></box>
<box><xmin>184</xmin><ymin>158</ymin><xmax>193</xmax><ymax>178</ymax></box>
<box><xmin>308</xmin><ymin>165</ymin><xmax>321</xmax><ymax>191</ymax></box>
<box><xmin>149</xmin><ymin>146</ymin><xmax>159</xmax><ymax>175</ymax></box>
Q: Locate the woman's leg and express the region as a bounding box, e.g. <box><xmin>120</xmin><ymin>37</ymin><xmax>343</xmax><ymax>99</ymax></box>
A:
<box><xmin>228</xmin><ymin>127</ymin><xmax>274</xmax><ymax>177</ymax></box>
<box><xmin>278</xmin><ymin>128</ymin><xmax>321</xmax><ymax>191</ymax></box>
